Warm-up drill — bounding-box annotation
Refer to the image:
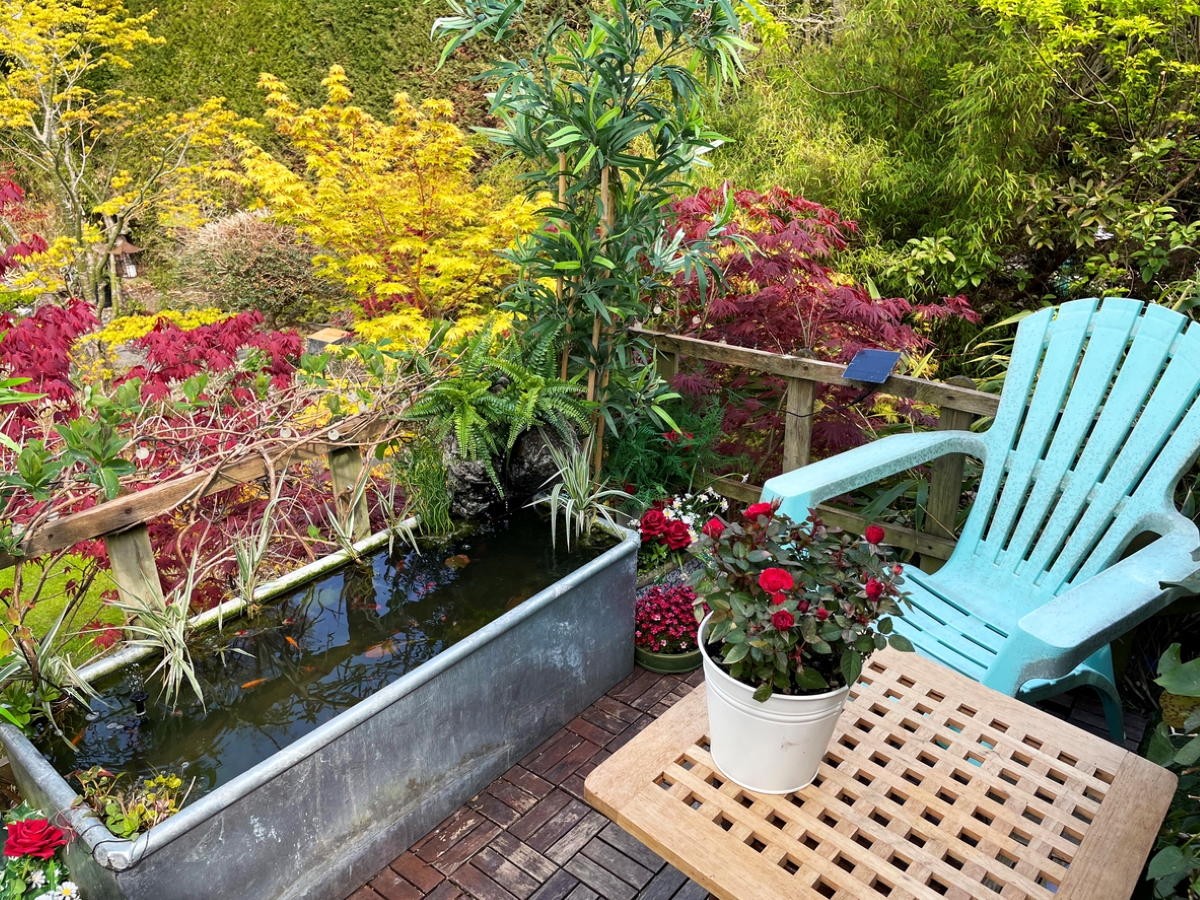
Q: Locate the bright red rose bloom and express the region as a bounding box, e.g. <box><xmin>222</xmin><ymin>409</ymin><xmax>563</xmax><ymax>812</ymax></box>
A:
<box><xmin>640</xmin><ymin>509</ymin><xmax>666</xmax><ymax>542</ymax></box>
<box><xmin>758</xmin><ymin>567</ymin><xmax>794</xmax><ymax>593</ymax></box>
<box><xmin>770</xmin><ymin>591</ymin><xmax>786</xmax><ymax>605</ymax></box>
<box><xmin>5</xmin><ymin>818</ymin><xmax>66</xmax><ymax>859</ymax></box>
<box><xmin>864</xmin><ymin>524</ymin><xmax>885</xmax><ymax>545</ymax></box>
<box><xmin>893</xmin><ymin>564</ymin><xmax>904</xmax><ymax>576</ymax></box>
<box><xmin>865</xmin><ymin>578</ymin><xmax>884</xmax><ymax>600</ymax></box>
<box><xmin>701</xmin><ymin>517</ymin><xmax>725</xmax><ymax>539</ymax></box>
<box><xmin>771</xmin><ymin>609</ymin><xmax>795</xmax><ymax>630</ymax></box>
<box><xmin>663</xmin><ymin>519</ymin><xmax>692</xmax><ymax>550</ymax></box>
<box><xmin>816</xmin><ymin>607</ymin><xmax>830</xmax><ymax>621</ymax></box>
<box><xmin>744</xmin><ymin>502</ymin><xmax>774</xmax><ymax>521</ymax></box>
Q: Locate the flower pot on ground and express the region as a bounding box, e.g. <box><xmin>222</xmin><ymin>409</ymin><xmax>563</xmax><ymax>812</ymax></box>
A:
<box><xmin>635</xmin><ymin>585</ymin><xmax>703</xmax><ymax>674</ymax></box>
<box><xmin>689</xmin><ymin>505</ymin><xmax>910</xmax><ymax>793</ymax></box>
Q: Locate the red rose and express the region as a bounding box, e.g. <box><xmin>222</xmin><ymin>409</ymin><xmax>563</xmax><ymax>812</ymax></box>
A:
<box><xmin>770</xmin><ymin>591</ymin><xmax>786</xmax><ymax>605</ymax></box>
<box><xmin>663</xmin><ymin>519</ymin><xmax>692</xmax><ymax>550</ymax></box>
<box><xmin>816</xmin><ymin>607</ymin><xmax>830</xmax><ymax>621</ymax></box>
<box><xmin>5</xmin><ymin>818</ymin><xmax>66</xmax><ymax>859</ymax></box>
<box><xmin>744</xmin><ymin>502</ymin><xmax>774</xmax><ymax>521</ymax></box>
<box><xmin>798</xmin><ymin>600</ymin><xmax>810</xmax><ymax>613</ymax></box>
<box><xmin>771</xmin><ymin>609</ymin><xmax>795</xmax><ymax>630</ymax></box>
<box><xmin>758</xmin><ymin>567</ymin><xmax>794</xmax><ymax>593</ymax></box>
<box><xmin>701</xmin><ymin>517</ymin><xmax>725</xmax><ymax>539</ymax></box>
<box><xmin>624</xmin><ymin>483</ymin><xmax>637</xmax><ymax>495</ymax></box>
<box><xmin>865</xmin><ymin>578</ymin><xmax>884</xmax><ymax>601</ymax></box>
<box><xmin>893</xmin><ymin>564</ymin><xmax>903</xmax><ymax>576</ymax></box>
<box><xmin>864</xmin><ymin>524</ymin><xmax>885</xmax><ymax>545</ymax></box>
<box><xmin>662</xmin><ymin>431</ymin><xmax>678</xmax><ymax>442</ymax></box>
<box><xmin>640</xmin><ymin>509</ymin><xmax>666</xmax><ymax>541</ymax></box>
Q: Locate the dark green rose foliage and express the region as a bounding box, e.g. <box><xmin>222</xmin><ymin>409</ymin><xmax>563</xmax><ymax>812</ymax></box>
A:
<box><xmin>689</xmin><ymin>502</ymin><xmax>913</xmax><ymax>702</ymax></box>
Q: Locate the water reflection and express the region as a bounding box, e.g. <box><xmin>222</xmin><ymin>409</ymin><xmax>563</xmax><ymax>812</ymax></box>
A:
<box><xmin>39</xmin><ymin>511</ymin><xmax>611</xmax><ymax>801</ymax></box>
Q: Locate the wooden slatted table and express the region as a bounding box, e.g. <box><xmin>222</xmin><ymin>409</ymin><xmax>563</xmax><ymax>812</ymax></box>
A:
<box><xmin>585</xmin><ymin>649</ymin><xmax>1175</xmax><ymax>900</ymax></box>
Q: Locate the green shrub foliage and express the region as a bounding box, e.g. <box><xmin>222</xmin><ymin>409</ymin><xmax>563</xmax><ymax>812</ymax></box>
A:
<box><xmin>704</xmin><ymin>0</ymin><xmax>1200</xmax><ymax>312</ymax></box>
<box><xmin>174</xmin><ymin>212</ymin><xmax>349</xmax><ymax>327</ymax></box>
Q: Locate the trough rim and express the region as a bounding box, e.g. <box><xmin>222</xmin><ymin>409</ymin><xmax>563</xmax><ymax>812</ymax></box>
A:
<box><xmin>0</xmin><ymin>520</ymin><xmax>638</xmax><ymax>872</ymax></box>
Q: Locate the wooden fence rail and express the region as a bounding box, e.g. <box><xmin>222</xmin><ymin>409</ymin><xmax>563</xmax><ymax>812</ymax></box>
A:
<box><xmin>1</xmin><ymin>414</ymin><xmax>391</xmax><ymax>606</ymax></box>
<box><xmin>3</xmin><ymin>329</ymin><xmax>999</xmax><ymax>597</ymax></box>
<box><xmin>634</xmin><ymin>328</ymin><xmax>1001</xmax><ymax>568</ymax></box>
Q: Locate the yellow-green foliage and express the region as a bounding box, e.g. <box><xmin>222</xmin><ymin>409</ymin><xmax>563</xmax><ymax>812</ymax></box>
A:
<box><xmin>80</xmin><ymin>308</ymin><xmax>232</xmax><ymax>348</ymax></box>
<box><xmin>238</xmin><ymin>66</ymin><xmax>541</xmax><ymax>319</ymax></box>
<box><xmin>353</xmin><ymin>308</ymin><xmax>516</xmax><ymax>349</ymax></box>
<box><xmin>0</xmin><ymin>556</ymin><xmax>123</xmax><ymax>661</ymax></box>
<box><xmin>72</xmin><ymin>309</ymin><xmax>232</xmax><ymax>386</ymax></box>
<box><xmin>0</xmin><ymin>0</ymin><xmax>256</xmax><ymax>308</ymax></box>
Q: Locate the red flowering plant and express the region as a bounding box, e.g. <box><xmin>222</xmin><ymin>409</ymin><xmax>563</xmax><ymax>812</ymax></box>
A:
<box><xmin>689</xmin><ymin>499</ymin><xmax>912</xmax><ymax>702</ymax></box>
<box><xmin>635</xmin><ymin>585</ymin><xmax>705</xmax><ymax>654</ymax></box>
<box><xmin>1</xmin><ymin>802</ymin><xmax>78</xmax><ymax>899</ymax></box>
<box><xmin>637</xmin><ymin>487</ymin><xmax>728</xmax><ymax>573</ymax></box>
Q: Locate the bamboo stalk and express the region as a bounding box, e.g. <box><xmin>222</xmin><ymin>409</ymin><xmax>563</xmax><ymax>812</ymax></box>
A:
<box><xmin>586</xmin><ymin>164</ymin><xmax>609</xmax><ymax>407</ymax></box>
<box><xmin>556</xmin><ymin>152</ymin><xmax>572</xmax><ymax>380</ymax></box>
<box><xmin>591</xmin><ymin>165</ymin><xmax>617</xmax><ymax>480</ymax></box>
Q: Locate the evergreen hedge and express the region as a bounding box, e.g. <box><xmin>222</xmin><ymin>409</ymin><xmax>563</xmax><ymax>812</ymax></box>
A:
<box><xmin>119</xmin><ymin>0</ymin><xmax>491</xmax><ymax>126</ymax></box>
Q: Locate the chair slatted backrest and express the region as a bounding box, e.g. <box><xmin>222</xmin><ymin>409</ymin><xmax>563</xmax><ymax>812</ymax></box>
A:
<box><xmin>943</xmin><ymin>298</ymin><xmax>1200</xmax><ymax>606</ymax></box>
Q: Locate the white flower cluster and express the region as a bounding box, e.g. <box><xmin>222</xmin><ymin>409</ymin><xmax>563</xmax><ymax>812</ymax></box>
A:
<box><xmin>661</xmin><ymin>487</ymin><xmax>728</xmax><ymax>542</ymax></box>
<box><xmin>36</xmin><ymin>883</ymin><xmax>81</xmax><ymax>899</ymax></box>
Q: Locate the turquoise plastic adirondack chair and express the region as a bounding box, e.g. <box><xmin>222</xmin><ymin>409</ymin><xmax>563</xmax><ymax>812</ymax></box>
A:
<box><xmin>762</xmin><ymin>298</ymin><xmax>1200</xmax><ymax>742</ymax></box>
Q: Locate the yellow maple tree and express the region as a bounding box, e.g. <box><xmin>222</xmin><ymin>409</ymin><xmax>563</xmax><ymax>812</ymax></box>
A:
<box><xmin>238</xmin><ymin>66</ymin><xmax>540</xmax><ymax>319</ymax></box>
<box><xmin>0</xmin><ymin>0</ymin><xmax>255</xmax><ymax>312</ymax></box>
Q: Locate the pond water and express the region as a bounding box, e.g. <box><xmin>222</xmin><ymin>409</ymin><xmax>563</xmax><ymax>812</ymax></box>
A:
<box><xmin>39</xmin><ymin>511</ymin><xmax>612</xmax><ymax>801</ymax></box>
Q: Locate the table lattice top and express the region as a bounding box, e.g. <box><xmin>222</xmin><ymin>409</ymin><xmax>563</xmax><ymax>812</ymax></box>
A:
<box><xmin>585</xmin><ymin>649</ymin><xmax>1175</xmax><ymax>900</ymax></box>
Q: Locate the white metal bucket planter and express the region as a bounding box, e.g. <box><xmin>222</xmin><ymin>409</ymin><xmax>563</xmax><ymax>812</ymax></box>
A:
<box><xmin>700</xmin><ymin>614</ymin><xmax>849</xmax><ymax>794</ymax></box>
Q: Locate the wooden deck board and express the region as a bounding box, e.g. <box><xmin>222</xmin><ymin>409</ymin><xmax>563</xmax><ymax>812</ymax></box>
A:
<box><xmin>350</xmin><ymin>666</ymin><xmax>1149</xmax><ymax>900</ymax></box>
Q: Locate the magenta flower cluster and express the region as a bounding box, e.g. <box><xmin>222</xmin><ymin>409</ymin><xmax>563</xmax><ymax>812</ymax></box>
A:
<box><xmin>635</xmin><ymin>585</ymin><xmax>701</xmax><ymax>654</ymax></box>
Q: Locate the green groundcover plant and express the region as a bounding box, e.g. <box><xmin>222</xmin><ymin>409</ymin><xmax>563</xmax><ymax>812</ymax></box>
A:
<box><xmin>689</xmin><ymin>501</ymin><xmax>911</xmax><ymax>701</ymax></box>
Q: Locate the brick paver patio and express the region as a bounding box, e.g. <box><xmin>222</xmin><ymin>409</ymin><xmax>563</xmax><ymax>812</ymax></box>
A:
<box><xmin>343</xmin><ymin>666</ymin><xmax>1147</xmax><ymax>900</ymax></box>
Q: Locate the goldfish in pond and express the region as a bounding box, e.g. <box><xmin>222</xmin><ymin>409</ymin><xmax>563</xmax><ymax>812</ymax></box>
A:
<box><xmin>444</xmin><ymin>554</ymin><xmax>470</xmax><ymax>569</ymax></box>
<box><xmin>365</xmin><ymin>640</ymin><xmax>401</xmax><ymax>658</ymax></box>
<box><xmin>285</xmin><ymin>636</ymin><xmax>299</xmax><ymax>648</ymax></box>
<box><xmin>241</xmin><ymin>678</ymin><xmax>269</xmax><ymax>690</ymax></box>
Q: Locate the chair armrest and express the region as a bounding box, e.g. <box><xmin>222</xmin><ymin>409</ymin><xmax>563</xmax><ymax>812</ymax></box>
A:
<box><xmin>982</xmin><ymin>524</ymin><xmax>1200</xmax><ymax>695</ymax></box>
<box><xmin>760</xmin><ymin>430</ymin><xmax>989</xmax><ymax>524</ymax></box>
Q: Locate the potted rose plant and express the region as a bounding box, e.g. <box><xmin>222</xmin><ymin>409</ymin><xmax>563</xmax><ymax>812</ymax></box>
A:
<box><xmin>689</xmin><ymin>500</ymin><xmax>911</xmax><ymax>793</ymax></box>
<box><xmin>635</xmin><ymin>585</ymin><xmax>705</xmax><ymax>674</ymax></box>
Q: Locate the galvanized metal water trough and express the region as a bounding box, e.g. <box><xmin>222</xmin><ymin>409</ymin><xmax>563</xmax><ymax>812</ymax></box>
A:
<box><xmin>0</xmin><ymin>524</ymin><xmax>638</xmax><ymax>900</ymax></box>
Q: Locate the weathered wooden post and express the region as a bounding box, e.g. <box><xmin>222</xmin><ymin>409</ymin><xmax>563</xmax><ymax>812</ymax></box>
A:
<box><xmin>105</xmin><ymin>525</ymin><xmax>165</xmax><ymax>608</ymax></box>
<box><xmin>327</xmin><ymin>445</ymin><xmax>371</xmax><ymax>541</ymax></box>
<box><xmin>921</xmin><ymin>375</ymin><xmax>977</xmax><ymax>573</ymax></box>
<box><xmin>782</xmin><ymin>376</ymin><xmax>816</xmax><ymax>473</ymax></box>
